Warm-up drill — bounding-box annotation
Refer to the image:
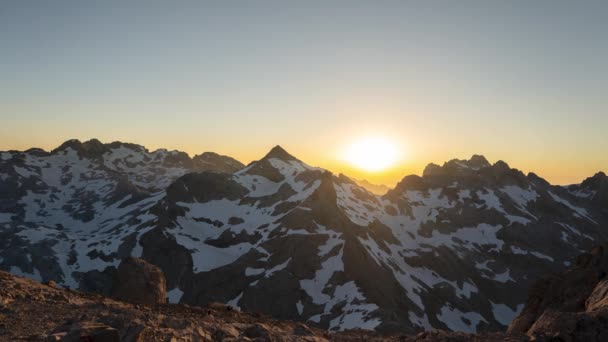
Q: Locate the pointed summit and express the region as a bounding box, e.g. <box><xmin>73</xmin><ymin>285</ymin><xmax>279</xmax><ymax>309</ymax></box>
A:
<box><xmin>262</xmin><ymin>145</ymin><xmax>298</xmax><ymax>161</ymax></box>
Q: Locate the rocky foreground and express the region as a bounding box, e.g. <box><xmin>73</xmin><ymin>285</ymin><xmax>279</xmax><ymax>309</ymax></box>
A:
<box><xmin>0</xmin><ymin>268</ymin><xmax>527</xmax><ymax>342</ymax></box>
<box><xmin>5</xmin><ymin>243</ymin><xmax>608</xmax><ymax>341</ymax></box>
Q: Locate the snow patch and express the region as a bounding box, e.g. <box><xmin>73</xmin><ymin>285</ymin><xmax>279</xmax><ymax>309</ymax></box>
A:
<box><xmin>408</xmin><ymin>311</ymin><xmax>432</xmax><ymax>330</ymax></box>
<box><xmin>491</xmin><ymin>302</ymin><xmax>524</xmax><ymax>326</ymax></box>
<box><xmin>548</xmin><ymin>191</ymin><xmax>597</xmax><ymax>224</ymax></box>
<box><xmin>436</xmin><ymin>305</ymin><xmax>487</xmax><ymax>333</ymax></box>
<box><xmin>167</xmin><ymin>287</ymin><xmax>184</xmax><ymax>304</ymax></box>
<box><xmin>227</xmin><ymin>292</ymin><xmax>243</xmax><ymax>309</ymax></box>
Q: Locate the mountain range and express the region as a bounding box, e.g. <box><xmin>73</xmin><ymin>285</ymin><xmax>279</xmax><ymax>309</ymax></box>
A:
<box><xmin>1</xmin><ymin>139</ymin><xmax>607</xmax><ymax>334</ymax></box>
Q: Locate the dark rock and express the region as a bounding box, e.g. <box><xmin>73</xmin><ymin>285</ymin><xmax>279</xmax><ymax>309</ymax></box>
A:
<box><xmin>165</xmin><ymin>172</ymin><xmax>249</xmax><ymax>203</ymax></box>
<box><xmin>55</xmin><ymin>322</ymin><xmax>120</xmax><ymax>342</ymax></box>
<box><xmin>508</xmin><ymin>243</ymin><xmax>608</xmax><ymax>340</ymax></box>
<box><xmin>228</xmin><ymin>216</ymin><xmax>245</xmax><ymax>225</ymax></box>
<box><xmin>110</xmin><ymin>257</ymin><xmax>166</xmax><ymax>305</ymax></box>
<box><xmin>244</xmin><ymin>159</ymin><xmax>285</xmax><ymax>183</ymax></box>
<box><xmin>244</xmin><ymin>323</ymin><xmax>271</xmax><ymax>338</ymax></box>
<box><xmin>262</xmin><ymin>145</ymin><xmax>298</xmax><ymax>161</ymax></box>
<box><xmin>293</xmin><ymin>323</ymin><xmax>315</xmax><ymax>336</ymax></box>
<box><xmin>120</xmin><ymin>324</ymin><xmax>148</xmax><ymax>342</ymax></box>
<box><xmin>193</xmin><ymin>152</ymin><xmax>244</xmax><ymax>173</ymax></box>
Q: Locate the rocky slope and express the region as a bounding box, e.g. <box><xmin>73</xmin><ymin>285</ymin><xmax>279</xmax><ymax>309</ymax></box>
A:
<box><xmin>0</xmin><ymin>265</ymin><xmax>531</xmax><ymax>341</ymax></box>
<box><xmin>1</xmin><ymin>140</ymin><xmax>607</xmax><ymax>333</ymax></box>
<box><xmin>0</xmin><ymin>269</ymin><xmax>334</xmax><ymax>341</ymax></box>
<box><xmin>507</xmin><ymin>243</ymin><xmax>608</xmax><ymax>341</ymax></box>
<box><xmin>6</xmin><ymin>246</ymin><xmax>608</xmax><ymax>341</ymax></box>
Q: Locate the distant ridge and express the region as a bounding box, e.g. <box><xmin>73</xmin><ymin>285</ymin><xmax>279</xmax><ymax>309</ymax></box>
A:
<box><xmin>352</xmin><ymin>178</ymin><xmax>391</xmax><ymax>195</ymax></box>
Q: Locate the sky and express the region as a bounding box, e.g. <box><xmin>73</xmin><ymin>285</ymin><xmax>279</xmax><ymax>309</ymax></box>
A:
<box><xmin>1</xmin><ymin>1</ymin><xmax>607</xmax><ymax>186</ymax></box>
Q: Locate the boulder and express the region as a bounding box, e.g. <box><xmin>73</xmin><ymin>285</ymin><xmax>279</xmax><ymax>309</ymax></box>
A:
<box><xmin>508</xmin><ymin>244</ymin><xmax>608</xmax><ymax>341</ymax></box>
<box><xmin>110</xmin><ymin>257</ymin><xmax>166</xmax><ymax>305</ymax></box>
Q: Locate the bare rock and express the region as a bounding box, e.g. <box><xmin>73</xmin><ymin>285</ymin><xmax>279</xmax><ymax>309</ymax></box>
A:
<box><xmin>110</xmin><ymin>257</ymin><xmax>166</xmax><ymax>305</ymax></box>
<box><xmin>526</xmin><ymin>309</ymin><xmax>608</xmax><ymax>342</ymax></box>
<box><xmin>293</xmin><ymin>324</ymin><xmax>315</xmax><ymax>336</ymax></box>
<box><xmin>586</xmin><ymin>279</ymin><xmax>608</xmax><ymax>311</ymax></box>
<box><xmin>56</xmin><ymin>322</ymin><xmax>120</xmax><ymax>342</ymax></box>
<box><xmin>508</xmin><ymin>244</ymin><xmax>608</xmax><ymax>341</ymax></box>
<box><xmin>121</xmin><ymin>324</ymin><xmax>148</xmax><ymax>342</ymax></box>
<box><xmin>214</xmin><ymin>324</ymin><xmax>241</xmax><ymax>340</ymax></box>
<box><xmin>244</xmin><ymin>323</ymin><xmax>271</xmax><ymax>339</ymax></box>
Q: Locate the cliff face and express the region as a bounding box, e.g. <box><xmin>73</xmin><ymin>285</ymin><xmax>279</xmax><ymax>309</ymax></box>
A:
<box><xmin>508</xmin><ymin>244</ymin><xmax>608</xmax><ymax>341</ymax></box>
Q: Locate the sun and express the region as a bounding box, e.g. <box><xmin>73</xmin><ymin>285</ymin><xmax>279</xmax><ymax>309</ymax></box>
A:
<box><xmin>343</xmin><ymin>137</ymin><xmax>400</xmax><ymax>172</ymax></box>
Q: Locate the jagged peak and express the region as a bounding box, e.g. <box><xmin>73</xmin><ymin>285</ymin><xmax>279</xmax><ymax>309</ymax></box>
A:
<box><xmin>261</xmin><ymin>145</ymin><xmax>299</xmax><ymax>161</ymax></box>
<box><xmin>51</xmin><ymin>138</ymin><xmax>113</xmax><ymax>158</ymax></box>
<box><xmin>193</xmin><ymin>152</ymin><xmax>245</xmax><ymax>170</ymax></box>
<box><xmin>492</xmin><ymin>160</ymin><xmax>511</xmax><ymax>171</ymax></box>
<box><xmin>336</xmin><ymin>173</ymin><xmax>356</xmax><ymax>185</ymax></box>
<box><xmin>52</xmin><ymin>138</ymin><xmax>145</xmax><ymax>157</ymax></box>
<box><xmin>51</xmin><ymin>138</ymin><xmax>83</xmax><ymax>154</ymax></box>
<box><xmin>527</xmin><ymin>172</ymin><xmax>550</xmax><ymax>186</ymax></box>
<box><xmin>393</xmin><ymin>154</ymin><xmax>533</xmax><ymax>194</ymax></box>
<box><xmin>422</xmin><ymin>155</ymin><xmax>491</xmax><ymax>178</ymax></box>
<box><xmin>469</xmin><ymin>154</ymin><xmax>491</xmax><ymax>168</ymax></box>
<box><xmin>106</xmin><ymin>141</ymin><xmax>147</xmax><ymax>153</ymax></box>
<box><xmin>446</xmin><ymin>155</ymin><xmax>491</xmax><ymax>170</ymax></box>
<box><xmin>580</xmin><ymin>171</ymin><xmax>608</xmax><ymax>189</ymax></box>
<box><xmin>422</xmin><ymin>163</ymin><xmax>442</xmax><ymax>177</ymax></box>
<box><xmin>80</xmin><ymin>139</ymin><xmax>107</xmax><ymax>153</ymax></box>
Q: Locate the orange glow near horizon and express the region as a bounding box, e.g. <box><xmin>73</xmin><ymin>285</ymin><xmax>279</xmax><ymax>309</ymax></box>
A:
<box><xmin>0</xmin><ymin>135</ymin><xmax>605</xmax><ymax>188</ymax></box>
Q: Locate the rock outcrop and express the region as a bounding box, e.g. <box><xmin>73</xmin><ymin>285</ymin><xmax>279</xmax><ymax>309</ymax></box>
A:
<box><xmin>110</xmin><ymin>257</ymin><xmax>167</xmax><ymax>305</ymax></box>
<box><xmin>508</xmin><ymin>244</ymin><xmax>608</xmax><ymax>341</ymax></box>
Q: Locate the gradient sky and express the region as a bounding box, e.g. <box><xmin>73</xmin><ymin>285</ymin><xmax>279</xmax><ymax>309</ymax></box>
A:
<box><xmin>1</xmin><ymin>1</ymin><xmax>607</xmax><ymax>186</ymax></box>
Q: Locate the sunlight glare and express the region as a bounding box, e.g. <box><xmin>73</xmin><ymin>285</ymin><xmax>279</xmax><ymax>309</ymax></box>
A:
<box><xmin>343</xmin><ymin>137</ymin><xmax>400</xmax><ymax>172</ymax></box>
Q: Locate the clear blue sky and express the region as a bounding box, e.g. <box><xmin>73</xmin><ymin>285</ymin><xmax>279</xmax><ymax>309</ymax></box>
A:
<box><xmin>1</xmin><ymin>1</ymin><xmax>607</xmax><ymax>185</ymax></box>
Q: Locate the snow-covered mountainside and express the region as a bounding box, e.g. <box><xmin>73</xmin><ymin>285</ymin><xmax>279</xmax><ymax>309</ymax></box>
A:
<box><xmin>1</xmin><ymin>142</ymin><xmax>607</xmax><ymax>334</ymax></box>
